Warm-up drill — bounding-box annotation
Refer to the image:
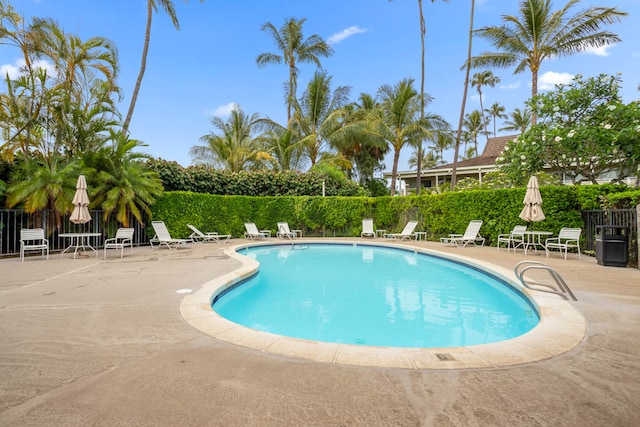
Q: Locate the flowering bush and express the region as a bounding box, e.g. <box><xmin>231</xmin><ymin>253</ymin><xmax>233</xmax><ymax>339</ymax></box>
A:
<box><xmin>497</xmin><ymin>74</ymin><xmax>640</xmax><ymax>185</ymax></box>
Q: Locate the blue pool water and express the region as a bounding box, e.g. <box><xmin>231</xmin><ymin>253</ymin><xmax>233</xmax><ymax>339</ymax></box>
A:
<box><xmin>213</xmin><ymin>244</ymin><xmax>539</xmax><ymax>348</ymax></box>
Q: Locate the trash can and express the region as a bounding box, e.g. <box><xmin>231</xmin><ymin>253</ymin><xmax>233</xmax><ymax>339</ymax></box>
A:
<box><xmin>595</xmin><ymin>226</ymin><xmax>628</xmax><ymax>267</ymax></box>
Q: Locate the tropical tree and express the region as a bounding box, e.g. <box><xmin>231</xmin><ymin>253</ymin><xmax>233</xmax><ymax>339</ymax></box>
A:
<box><xmin>190</xmin><ymin>105</ymin><xmax>271</xmax><ymax>172</ymax></box>
<box><xmin>258</xmin><ymin>124</ymin><xmax>306</xmax><ymax>171</ymax></box>
<box><xmin>291</xmin><ymin>70</ymin><xmax>351</xmax><ymax>167</ymax></box>
<box><xmin>428</xmin><ymin>131</ymin><xmax>453</xmax><ymax>163</ymax></box>
<box><xmin>389</xmin><ymin>0</ymin><xmax>449</xmax><ymax>195</ymax></box>
<box><xmin>370</xmin><ymin>78</ymin><xmax>448</xmax><ymax>195</ymax></box>
<box><xmin>256</xmin><ymin>17</ymin><xmax>333</xmax><ymax>127</ymax></box>
<box><xmin>470</xmin><ymin>70</ymin><xmax>500</xmax><ymax>140</ymax></box>
<box><xmin>486</xmin><ymin>101</ymin><xmax>507</xmax><ymax>137</ymax></box>
<box><xmin>123</xmin><ymin>0</ymin><xmax>204</xmax><ymax>134</ymax></box>
<box><xmin>499</xmin><ymin>107</ymin><xmax>532</xmax><ymax>133</ymax></box>
<box><xmin>408</xmin><ymin>148</ymin><xmax>439</xmax><ymax>170</ymax></box>
<box><xmin>462</xmin><ymin>110</ymin><xmax>486</xmax><ymax>157</ymax></box>
<box><xmin>470</xmin><ymin>0</ymin><xmax>627</xmax><ymax>125</ymax></box>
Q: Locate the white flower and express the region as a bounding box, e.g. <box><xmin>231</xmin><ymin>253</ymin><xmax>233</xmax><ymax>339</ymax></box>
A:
<box><xmin>504</xmin><ymin>145</ymin><xmax>509</xmax><ymax>151</ymax></box>
<box><xmin>636</xmin><ymin>125</ymin><xmax>640</xmax><ymax>132</ymax></box>
<box><xmin>553</xmin><ymin>106</ymin><xmax>560</xmax><ymax>112</ymax></box>
<box><xmin>531</xmin><ymin>141</ymin><xmax>536</xmax><ymax>145</ymax></box>
<box><xmin>603</xmin><ymin>124</ymin><xmax>612</xmax><ymax>130</ymax></box>
<box><xmin>521</xmin><ymin>162</ymin><xmax>527</xmax><ymax>166</ymax></box>
<box><xmin>497</xmin><ymin>156</ymin><xmax>503</xmax><ymax>162</ymax></box>
<box><xmin>554</xmin><ymin>136</ymin><xmax>563</xmax><ymax>142</ymax></box>
<box><xmin>562</xmin><ymin>154</ymin><xmax>566</xmax><ymax>159</ymax></box>
<box><xmin>607</xmin><ymin>105</ymin><xmax>616</xmax><ymax>111</ymax></box>
<box><xmin>520</xmin><ymin>155</ymin><xmax>526</xmax><ymax>160</ymax></box>
<box><xmin>567</xmin><ymin>130</ymin><xmax>575</xmax><ymax>138</ymax></box>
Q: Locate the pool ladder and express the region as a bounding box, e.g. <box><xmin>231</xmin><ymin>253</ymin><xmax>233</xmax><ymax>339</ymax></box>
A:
<box><xmin>514</xmin><ymin>261</ymin><xmax>577</xmax><ymax>301</ymax></box>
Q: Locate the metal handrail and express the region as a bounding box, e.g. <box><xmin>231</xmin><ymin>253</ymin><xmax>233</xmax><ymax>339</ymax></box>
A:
<box><xmin>514</xmin><ymin>260</ymin><xmax>578</xmax><ymax>301</ymax></box>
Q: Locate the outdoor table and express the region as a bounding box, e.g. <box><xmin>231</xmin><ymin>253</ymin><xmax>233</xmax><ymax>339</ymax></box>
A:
<box><xmin>413</xmin><ymin>231</ymin><xmax>428</xmax><ymax>241</ymax></box>
<box><xmin>376</xmin><ymin>229</ymin><xmax>387</xmax><ymax>238</ymax></box>
<box><xmin>59</xmin><ymin>232</ymin><xmax>102</xmax><ymax>258</ymax></box>
<box><xmin>519</xmin><ymin>231</ymin><xmax>553</xmax><ymax>255</ymax></box>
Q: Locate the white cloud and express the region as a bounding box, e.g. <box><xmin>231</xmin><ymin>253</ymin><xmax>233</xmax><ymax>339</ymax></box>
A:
<box><xmin>209</xmin><ymin>102</ymin><xmax>238</xmax><ymax>118</ymax></box>
<box><xmin>0</xmin><ymin>64</ymin><xmax>21</xmax><ymax>80</ymax></box>
<box><xmin>327</xmin><ymin>26</ymin><xmax>367</xmax><ymax>45</ymax></box>
<box><xmin>500</xmin><ymin>82</ymin><xmax>521</xmax><ymax>90</ymax></box>
<box><xmin>0</xmin><ymin>58</ymin><xmax>56</xmax><ymax>80</ymax></box>
<box><xmin>538</xmin><ymin>71</ymin><xmax>574</xmax><ymax>90</ymax></box>
<box><xmin>583</xmin><ymin>44</ymin><xmax>614</xmax><ymax>57</ymax></box>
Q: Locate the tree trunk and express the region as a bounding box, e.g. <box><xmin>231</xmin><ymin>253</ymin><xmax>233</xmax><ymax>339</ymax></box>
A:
<box><xmin>123</xmin><ymin>1</ymin><xmax>153</xmax><ymax>135</ymax></box>
<box><xmin>416</xmin><ymin>0</ymin><xmax>426</xmax><ymax>196</ymax></box>
<box><xmin>390</xmin><ymin>148</ymin><xmax>401</xmax><ymax>196</ymax></box>
<box><xmin>531</xmin><ymin>68</ymin><xmax>538</xmax><ymax>126</ymax></box>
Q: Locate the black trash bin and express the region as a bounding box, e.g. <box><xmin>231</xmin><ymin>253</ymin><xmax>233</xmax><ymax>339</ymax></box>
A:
<box><xmin>595</xmin><ymin>226</ymin><xmax>629</xmax><ymax>267</ymax></box>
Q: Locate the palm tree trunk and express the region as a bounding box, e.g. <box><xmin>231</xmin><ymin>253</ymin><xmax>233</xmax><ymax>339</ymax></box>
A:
<box><xmin>451</xmin><ymin>0</ymin><xmax>474</xmax><ymax>190</ymax></box>
<box><xmin>390</xmin><ymin>148</ymin><xmax>401</xmax><ymax>196</ymax></box>
<box><xmin>123</xmin><ymin>1</ymin><xmax>153</xmax><ymax>135</ymax></box>
<box><xmin>531</xmin><ymin>68</ymin><xmax>538</xmax><ymax>126</ymax></box>
<box><xmin>416</xmin><ymin>0</ymin><xmax>426</xmax><ymax>196</ymax></box>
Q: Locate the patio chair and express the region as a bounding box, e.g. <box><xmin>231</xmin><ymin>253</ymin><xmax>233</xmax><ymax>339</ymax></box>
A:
<box><xmin>497</xmin><ymin>225</ymin><xmax>527</xmax><ymax>252</ymax></box>
<box><xmin>384</xmin><ymin>221</ymin><xmax>418</xmax><ymax>241</ymax></box>
<box><xmin>441</xmin><ymin>220</ymin><xmax>485</xmax><ymax>247</ymax></box>
<box><xmin>244</xmin><ymin>222</ymin><xmax>269</xmax><ymax>240</ymax></box>
<box><xmin>277</xmin><ymin>222</ymin><xmax>301</xmax><ymax>239</ymax></box>
<box><xmin>545</xmin><ymin>228</ymin><xmax>582</xmax><ymax>260</ymax></box>
<box><xmin>104</xmin><ymin>228</ymin><xmax>134</xmax><ymax>259</ymax></box>
<box><xmin>150</xmin><ymin>221</ymin><xmax>191</xmax><ymax>249</ymax></box>
<box><xmin>361</xmin><ymin>218</ymin><xmax>376</xmax><ymax>238</ymax></box>
<box><xmin>187</xmin><ymin>224</ymin><xmax>231</xmax><ymax>243</ymax></box>
<box><xmin>20</xmin><ymin>228</ymin><xmax>49</xmax><ymax>261</ymax></box>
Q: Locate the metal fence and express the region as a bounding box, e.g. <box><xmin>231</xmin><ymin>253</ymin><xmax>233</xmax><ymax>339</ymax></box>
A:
<box><xmin>582</xmin><ymin>209</ymin><xmax>637</xmax><ymax>265</ymax></box>
<box><xmin>0</xmin><ymin>209</ymin><xmax>152</xmax><ymax>257</ymax></box>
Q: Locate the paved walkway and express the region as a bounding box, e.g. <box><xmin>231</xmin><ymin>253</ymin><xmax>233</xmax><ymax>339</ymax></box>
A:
<box><xmin>1</xmin><ymin>239</ymin><xmax>639</xmax><ymax>426</ymax></box>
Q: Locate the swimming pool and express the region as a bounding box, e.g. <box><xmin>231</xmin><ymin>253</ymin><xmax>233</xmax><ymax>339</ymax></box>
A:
<box><xmin>213</xmin><ymin>244</ymin><xmax>539</xmax><ymax>348</ymax></box>
<box><xmin>180</xmin><ymin>240</ymin><xmax>586</xmax><ymax>369</ymax></box>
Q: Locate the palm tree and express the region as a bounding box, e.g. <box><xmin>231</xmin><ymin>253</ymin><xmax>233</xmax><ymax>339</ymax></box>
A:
<box><xmin>388</xmin><ymin>0</ymin><xmax>449</xmax><ymax>195</ymax></box>
<box><xmin>486</xmin><ymin>101</ymin><xmax>507</xmax><ymax>137</ymax></box>
<box><xmin>428</xmin><ymin>131</ymin><xmax>453</xmax><ymax>163</ymax></box>
<box><xmin>499</xmin><ymin>107</ymin><xmax>532</xmax><ymax>133</ymax></box>
<box><xmin>190</xmin><ymin>105</ymin><xmax>271</xmax><ymax>172</ymax></box>
<box><xmin>408</xmin><ymin>148</ymin><xmax>439</xmax><ymax>171</ymax></box>
<box><xmin>462</xmin><ymin>110</ymin><xmax>486</xmax><ymax>156</ymax></box>
<box><xmin>451</xmin><ymin>0</ymin><xmax>475</xmax><ymax>190</ymax></box>
<box><xmin>258</xmin><ymin>124</ymin><xmax>306</xmax><ymax>171</ymax></box>
<box><xmin>123</xmin><ymin>0</ymin><xmax>204</xmax><ymax>135</ymax></box>
<box><xmin>470</xmin><ymin>70</ymin><xmax>500</xmax><ymax>141</ymax></box>
<box><xmin>370</xmin><ymin>78</ymin><xmax>447</xmax><ymax>195</ymax></box>
<box><xmin>256</xmin><ymin>18</ymin><xmax>333</xmax><ymax>127</ymax></box>
<box><xmin>470</xmin><ymin>0</ymin><xmax>627</xmax><ymax>125</ymax></box>
<box><xmin>291</xmin><ymin>70</ymin><xmax>351</xmax><ymax>167</ymax></box>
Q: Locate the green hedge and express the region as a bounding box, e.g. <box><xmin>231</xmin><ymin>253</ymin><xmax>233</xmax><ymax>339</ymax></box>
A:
<box><xmin>149</xmin><ymin>185</ymin><xmax>634</xmax><ymax>244</ymax></box>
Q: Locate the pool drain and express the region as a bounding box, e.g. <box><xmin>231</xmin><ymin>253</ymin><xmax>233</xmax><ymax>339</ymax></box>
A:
<box><xmin>435</xmin><ymin>353</ymin><xmax>455</xmax><ymax>361</ymax></box>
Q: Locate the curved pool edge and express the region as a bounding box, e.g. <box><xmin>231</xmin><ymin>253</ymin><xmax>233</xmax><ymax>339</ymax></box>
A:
<box><xmin>180</xmin><ymin>239</ymin><xmax>587</xmax><ymax>370</ymax></box>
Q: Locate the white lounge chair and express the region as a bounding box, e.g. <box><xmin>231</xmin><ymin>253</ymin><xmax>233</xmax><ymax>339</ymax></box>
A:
<box><xmin>244</xmin><ymin>222</ymin><xmax>269</xmax><ymax>240</ymax></box>
<box><xmin>150</xmin><ymin>221</ymin><xmax>190</xmax><ymax>249</ymax></box>
<box><xmin>545</xmin><ymin>228</ymin><xmax>581</xmax><ymax>259</ymax></box>
<box><xmin>187</xmin><ymin>224</ymin><xmax>231</xmax><ymax>243</ymax></box>
<box><xmin>497</xmin><ymin>225</ymin><xmax>527</xmax><ymax>252</ymax></box>
<box><xmin>20</xmin><ymin>228</ymin><xmax>49</xmax><ymax>261</ymax></box>
<box><xmin>441</xmin><ymin>220</ymin><xmax>485</xmax><ymax>247</ymax></box>
<box><xmin>104</xmin><ymin>228</ymin><xmax>134</xmax><ymax>259</ymax></box>
<box><xmin>277</xmin><ymin>222</ymin><xmax>301</xmax><ymax>239</ymax></box>
<box><xmin>384</xmin><ymin>221</ymin><xmax>418</xmax><ymax>240</ymax></box>
<box><xmin>361</xmin><ymin>218</ymin><xmax>376</xmax><ymax>238</ymax></box>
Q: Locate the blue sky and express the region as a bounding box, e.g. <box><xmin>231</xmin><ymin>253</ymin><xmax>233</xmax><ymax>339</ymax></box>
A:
<box><xmin>2</xmin><ymin>0</ymin><xmax>639</xmax><ymax>173</ymax></box>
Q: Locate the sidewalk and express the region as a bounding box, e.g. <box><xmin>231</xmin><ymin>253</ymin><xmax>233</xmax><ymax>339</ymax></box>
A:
<box><xmin>1</xmin><ymin>240</ymin><xmax>639</xmax><ymax>426</ymax></box>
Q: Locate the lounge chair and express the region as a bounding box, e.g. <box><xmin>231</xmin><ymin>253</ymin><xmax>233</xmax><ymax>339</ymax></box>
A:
<box><xmin>277</xmin><ymin>222</ymin><xmax>301</xmax><ymax>239</ymax></box>
<box><xmin>187</xmin><ymin>224</ymin><xmax>231</xmax><ymax>243</ymax></box>
<box><xmin>497</xmin><ymin>225</ymin><xmax>527</xmax><ymax>252</ymax></box>
<box><xmin>104</xmin><ymin>228</ymin><xmax>134</xmax><ymax>259</ymax></box>
<box><xmin>441</xmin><ymin>220</ymin><xmax>485</xmax><ymax>247</ymax></box>
<box><xmin>545</xmin><ymin>228</ymin><xmax>581</xmax><ymax>259</ymax></box>
<box><xmin>361</xmin><ymin>218</ymin><xmax>376</xmax><ymax>238</ymax></box>
<box><xmin>150</xmin><ymin>221</ymin><xmax>191</xmax><ymax>249</ymax></box>
<box><xmin>384</xmin><ymin>221</ymin><xmax>418</xmax><ymax>240</ymax></box>
<box><xmin>244</xmin><ymin>222</ymin><xmax>269</xmax><ymax>240</ymax></box>
<box><xmin>20</xmin><ymin>228</ymin><xmax>49</xmax><ymax>261</ymax></box>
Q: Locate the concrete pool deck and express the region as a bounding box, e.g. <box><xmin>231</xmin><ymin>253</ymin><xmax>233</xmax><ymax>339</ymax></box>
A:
<box><xmin>1</xmin><ymin>238</ymin><xmax>639</xmax><ymax>425</ymax></box>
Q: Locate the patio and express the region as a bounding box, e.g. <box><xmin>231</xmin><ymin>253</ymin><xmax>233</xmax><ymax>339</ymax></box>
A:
<box><xmin>1</xmin><ymin>239</ymin><xmax>639</xmax><ymax>426</ymax></box>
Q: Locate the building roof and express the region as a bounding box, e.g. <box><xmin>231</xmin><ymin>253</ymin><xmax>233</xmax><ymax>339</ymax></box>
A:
<box><xmin>433</xmin><ymin>134</ymin><xmax>518</xmax><ymax>170</ymax></box>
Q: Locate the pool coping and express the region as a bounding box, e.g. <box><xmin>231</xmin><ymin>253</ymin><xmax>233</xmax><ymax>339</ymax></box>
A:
<box><xmin>180</xmin><ymin>239</ymin><xmax>587</xmax><ymax>370</ymax></box>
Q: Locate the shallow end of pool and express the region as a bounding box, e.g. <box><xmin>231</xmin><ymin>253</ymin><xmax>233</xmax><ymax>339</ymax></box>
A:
<box><xmin>180</xmin><ymin>239</ymin><xmax>586</xmax><ymax>370</ymax></box>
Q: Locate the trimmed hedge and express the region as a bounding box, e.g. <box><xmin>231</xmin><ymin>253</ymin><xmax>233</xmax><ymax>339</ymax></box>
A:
<box><xmin>149</xmin><ymin>184</ymin><xmax>633</xmax><ymax>245</ymax></box>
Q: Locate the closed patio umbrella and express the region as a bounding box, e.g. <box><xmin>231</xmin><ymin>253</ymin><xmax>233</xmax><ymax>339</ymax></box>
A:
<box><xmin>69</xmin><ymin>174</ymin><xmax>92</xmax><ymax>225</ymax></box>
<box><xmin>519</xmin><ymin>176</ymin><xmax>545</xmax><ymax>223</ymax></box>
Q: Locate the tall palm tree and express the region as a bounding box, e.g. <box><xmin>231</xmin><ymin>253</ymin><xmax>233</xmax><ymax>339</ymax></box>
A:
<box><xmin>470</xmin><ymin>0</ymin><xmax>627</xmax><ymax>125</ymax></box>
<box><xmin>408</xmin><ymin>148</ymin><xmax>439</xmax><ymax>171</ymax></box>
<box><xmin>371</xmin><ymin>78</ymin><xmax>447</xmax><ymax>195</ymax></box>
<box><xmin>428</xmin><ymin>131</ymin><xmax>453</xmax><ymax>163</ymax></box>
<box><xmin>470</xmin><ymin>70</ymin><xmax>500</xmax><ymax>141</ymax></box>
<box><xmin>123</xmin><ymin>0</ymin><xmax>204</xmax><ymax>134</ymax></box>
<box><xmin>389</xmin><ymin>0</ymin><xmax>449</xmax><ymax>195</ymax></box>
<box><xmin>451</xmin><ymin>0</ymin><xmax>475</xmax><ymax>190</ymax></box>
<box><xmin>256</xmin><ymin>18</ymin><xmax>333</xmax><ymax>127</ymax></box>
<box><xmin>462</xmin><ymin>110</ymin><xmax>486</xmax><ymax>156</ymax></box>
<box><xmin>499</xmin><ymin>107</ymin><xmax>532</xmax><ymax>133</ymax></box>
<box><xmin>486</xmin><ymin>101</ymin><xmax>507</xmax><ymax>137</ymax></box>
<box><xmin>190</xmin><ymin>105</ymin><xmax>271</xmax><ymax>172</ymax></box>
